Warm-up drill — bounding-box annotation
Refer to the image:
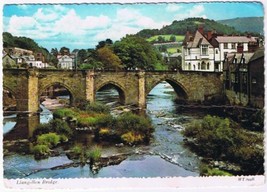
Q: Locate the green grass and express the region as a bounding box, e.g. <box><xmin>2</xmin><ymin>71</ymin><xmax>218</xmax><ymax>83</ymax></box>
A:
<box><xmin>167</xmin><ymin>47</ymin><xmax>182</xmax><ymax>54</ymax></box>
<box><xmin>146</xmin><ymin>35</ymin><xmax>184</xmax><ymax>42</ymax></box>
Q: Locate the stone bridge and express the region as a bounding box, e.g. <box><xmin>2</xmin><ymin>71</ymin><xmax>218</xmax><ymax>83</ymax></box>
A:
<box><xmin>3</xmin><ymin>69</ymin><xmax>223</xmax><ymax>113</ymax></box>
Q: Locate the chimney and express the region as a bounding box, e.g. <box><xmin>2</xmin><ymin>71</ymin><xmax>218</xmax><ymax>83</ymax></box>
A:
<box><xmin>237</xmin><ymin>43</ymin><xmax>243</xmax><ymax>53</ymax></box>
<box><xmin>207</xmin><ymin>31</ymin><xmax>213</xmax><ymax>40</ymax></box>
<box><xmin>198</xmin><ymin>25</ymin><xmax>204</xmax><ymax>34</ymax></box>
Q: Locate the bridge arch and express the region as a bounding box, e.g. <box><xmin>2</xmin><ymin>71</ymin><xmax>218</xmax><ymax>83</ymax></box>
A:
<box><xmin>39</xmin><ymin>82</ymin><xmax>75</xmax><ymax>105</ymax></box>
<box><xmin>3</xmin><ymin>86</ymin><xmax>17</xmax><ymax>111</ymax></box>
<box><xmin>96</xmin><ymin>81</ymin><xmax>126</xmax><ymax>104</ymax></box>
<box><xmin>146</xmin><ymin>78</ymin><xmax>188</xmax><ymax>101</ymax></box>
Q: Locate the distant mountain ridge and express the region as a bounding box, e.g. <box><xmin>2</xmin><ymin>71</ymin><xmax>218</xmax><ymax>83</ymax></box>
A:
<box><xmin>217</xmin><ymin>17</ymin><xmax>264</xmax><ymax>35</ymax></box>
<box><xmin>137</xmin><ymin>17</ymin><xmax>240</xmax><ymax>39</ymax></box>
<box><xmin>136</xmin><ymin>17</ymin><xmax>263</xmax><ymax>39</ymax></box>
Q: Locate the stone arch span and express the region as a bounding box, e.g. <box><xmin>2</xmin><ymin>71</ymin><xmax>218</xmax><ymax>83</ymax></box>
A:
<box><xmin>146</xmin><ymin>78</ymin><xmax>189</xmax><ymax>100</ymax></box>
<box><xmin>96</xmin><ymin>81</ymin><xmax>126</xmax><ymax>105</ymax></box>
<box><xmin>39</xmin><ymin>82</ymin><xmax>75</xmax><ymax>105</ymax></box>
<box><xmin>3</xmin><ymin>85</ymin><xmax>17</xmax><ymax>111</ymax></box>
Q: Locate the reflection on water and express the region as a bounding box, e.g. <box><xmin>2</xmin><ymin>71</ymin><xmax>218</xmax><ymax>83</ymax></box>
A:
<box><xmin>4</xmin><ymin>81</ymin><xmax>201</xmax><ymax>178</ymax></box>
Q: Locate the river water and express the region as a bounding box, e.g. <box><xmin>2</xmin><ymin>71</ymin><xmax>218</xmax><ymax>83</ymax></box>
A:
<box><xmin>3</xmin><ymin>82</ymin><xmax>205</xmax><ymax>179</ymax></box>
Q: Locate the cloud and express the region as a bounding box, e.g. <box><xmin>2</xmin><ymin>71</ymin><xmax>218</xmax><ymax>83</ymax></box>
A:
<box><xmin>34</xmin><ymin>8</ymin><xmax>59</xmax><ymax>21</ymax></box>
<box><xmin>4</xmin><ymin>5</ymin><xmax>172</xmax><ymax>50</ymax></box>
<box><xmin>175</xmin><ymin>5</ymin><xmax>207</xmax><ymax>20</ymax></box>
<box><xmin>166</xmin><ymin>4</ymin><xmax>182</xmax><ymax>12</ymax></box>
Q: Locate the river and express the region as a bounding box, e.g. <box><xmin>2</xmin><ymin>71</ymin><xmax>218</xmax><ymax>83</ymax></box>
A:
<box><xmin>3</xmin><ymin>82</ymin><xmax>206</xmax><ymax>179</ymax></box>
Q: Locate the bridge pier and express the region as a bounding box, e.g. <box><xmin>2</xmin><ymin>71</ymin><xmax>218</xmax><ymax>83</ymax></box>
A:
<box><xmin>16</xmin><ymin>69</ymin><xmax>39</xmax><ymax>114</ymax></box>
<box><xmin>86</xmin><ymin>71</ymin><xmax>96</xmax><ymax>103</ymax></box>
<box><xmin>138</xmin><ymin>71</ymin><xmax>146</xmax><ymax>109</ymax></box>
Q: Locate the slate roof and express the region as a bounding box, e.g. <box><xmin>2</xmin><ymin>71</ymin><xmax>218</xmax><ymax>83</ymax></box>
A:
<box><xmin>186</xmin><ymin>30</ymin><xmax>212</xmax><ymax>48</ymax></box>
<box><xmin>215</xmin><ymin>36</ymin><xmax>258</xmax><ymax>43</ymax></box>
<box><xmin>249</xmin><ymin>47</ymin><xmax>264</xmax><ymax>62</ymax></box>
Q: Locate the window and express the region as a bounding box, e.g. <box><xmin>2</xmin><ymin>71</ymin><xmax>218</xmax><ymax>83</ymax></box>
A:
<box><xmin>201</xmin><ymin>45</ymin><xmax>208</xmax><ymax>55</ymax></box>
<box><xmin>188</xmin><ymin>48</ymin><xmax>191</xmax><ymax>55</ymax></box>
<box><xmin>224</xmin><ymin>43</ymin><xmax>228</xmax><ymax>49</ymax></box>
<box><xmin>207</xmin><ymin>63</ymin><xmax>210</xmax><ymax>70</ymax></box>
<box><xmin>188</xmin><ymin>63</ymin><xmax>191</xmax><ymax>70</ymax></box>
<box><xmin>215</xmin><ymin>49</ymin><xmax>218</xmax><ymax>54</ymax></box>
<box><xmin>198</xmin><ymin>63</ymin><xmax>200</xmax><ymax>69</ymax></box>
<box><xmin>231</xmin><ymin>43</ymin><xmax>236</xmax><ymax>49</ymax></box>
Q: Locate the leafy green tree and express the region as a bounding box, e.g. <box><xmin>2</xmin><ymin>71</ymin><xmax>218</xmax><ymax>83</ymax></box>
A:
<box><xmin>157</xmin><ymin>36</ymin><xmax>165</xmax><ymax>42</ymax></box>
<box><xmin>59</xmin><ymin>47</ymin><xmax>70</xmax><ymax>55</ymax></box>
<box><xmin>97</xmin><ymin>46</ymin><xmax>123</xmax><ymax>71</ymax></box>
<box><xmin>170</xmin><ymin>35</ymin><xmax>176</xmax><ymax>42</ymax></box>
<box><xmin>113</xmin><ymin>35</ymin><xmax>163</xmax><ymax>70</ymax></box>
<box><xmin>96</xmin><ymin>39</ymin><xmax>113</xmax><ymax>50</ymax></box>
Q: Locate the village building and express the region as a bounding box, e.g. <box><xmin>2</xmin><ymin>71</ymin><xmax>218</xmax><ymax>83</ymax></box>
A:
<box><xmin>182</xmin><ymin>27</ymin><xmax>260</xmax><ymax>72</ymax></box>
<box><xmin>223</xmin><ymin>47</ymin><xmax>264</xmax><ymax>108</ymax></box>
<box><xmin>57</xmin><ymin>54</ymin><xmax>75</xmax><ymax>69</ymax></box>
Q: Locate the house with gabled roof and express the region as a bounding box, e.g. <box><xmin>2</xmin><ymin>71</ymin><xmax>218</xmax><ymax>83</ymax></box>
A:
<box><xmin>182</xmin><ymin>26</ymin><xmax>215</xmax><ymax>72</ymax></box>
<box><xmin>182</xmin><ymin>26</ymin><xmax>260</xmax><ymax>72</ymax></box>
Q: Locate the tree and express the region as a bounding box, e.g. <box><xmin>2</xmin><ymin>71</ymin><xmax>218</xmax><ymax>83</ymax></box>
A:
<box><xmin>158</xmin><ymin>36</ymin><xmax>165</xmax><ymax>43</ymax></box>
<box><xmin>77</xmin><ymin>49</ymin><xmax>87</xmax><ymax>65</ymax></box>
<box><xmin>96</xmin><ymin>39</ymin><xmax>113</xmax><ymax>50</ymax></box>
<box><xmin>59</xmin><ymin>47</ymin><xmax>70</xmax><ymax>55</ymax></box>
<box><xmin>170</xmin><ymin>35</ymin><xmax>176</xmax><ymax>42</ymax></box>
<box><xmin>113</xmin><ymin>35</ymin><xmax>163</xmax><ymax>70</ymax></box>
<box><xmin>50</xmin><ymin>48</ymin><xmax>59</xmax><ymax>57</ymax></box>
<box><xmin>97</xmin><ymin>46</ymin><xmax>123</xmax><ymax>71</ymax></box>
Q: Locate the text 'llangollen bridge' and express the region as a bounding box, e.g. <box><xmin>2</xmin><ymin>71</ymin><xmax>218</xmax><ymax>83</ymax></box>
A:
<box><xmin>3</xmin><ymin>69</ymin><xmax>223</xmax><ymax>113</ymax></box>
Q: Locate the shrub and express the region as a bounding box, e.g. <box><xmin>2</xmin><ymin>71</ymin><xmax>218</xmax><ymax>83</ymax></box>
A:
<box><xmin>53</xmin><ymin>108</ymin><xmax>77</xmax><ymax>119</ymax></box>
<box><xmin>86</xmin><ymin>102</ymin><xmax>110</xmax><ymax>114</ymax></box>
<box><xmin>32</xmin><ymin>144</ymin><xmax>50</xmax><ymax>157</ymax></box>
<box><xmin>37</xmin><ymin>132</ymin><xmax>61</xmax><ymax>147</ymax></box>
<box><xmin>33</xmin><ymin>123</ymin><xmax>52</xmax><ymax>137</ymax></box>
<box><xmin>87</xmin><ymin>146</ymin><xmax>101</xmax><ymax>163</ymax></box>
<box><xmin>77</xmin><ymin>117</ymin><xmax>98</xmax><ymax>126</ymax></box>
<box><xmin>49</xmin><ymin>119</ymin><xmax>73</xmax><ymax>136</ymax></box>
<box><xmin>70</xmin><ymin>144</ymin><xmax>83</xmax><ymax>156</ymax></box>
<box><xmin>116</xmin><ymin>112</ymin><xmax>153</xmax><ymax>134</ymax></box>
<box><xmin>121</xmin><ymin>131</ymin><xmax>144</xmax><ymax>145</ymax></box>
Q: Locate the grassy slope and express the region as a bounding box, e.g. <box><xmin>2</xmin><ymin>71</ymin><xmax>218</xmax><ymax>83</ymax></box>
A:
<box><xmin>147</xmin><ymin>35</ymin><xmax>184</xmax><ymax>42</ymax></box>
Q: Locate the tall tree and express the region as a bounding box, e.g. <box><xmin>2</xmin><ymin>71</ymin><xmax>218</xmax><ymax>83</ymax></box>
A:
<box><xmin>113</xmin><ymin>35</ymin><xmax>163</xmax><ymax>70</ymax></box>
<box><xmin>97</xmin><ymin>46</ymin><xmax>123</xmax><ymax>71</ymax></box>
<box><xmin>59</xmin><ymin>47</ymin><xmax>70</xmax><ymax>55</ymax></box>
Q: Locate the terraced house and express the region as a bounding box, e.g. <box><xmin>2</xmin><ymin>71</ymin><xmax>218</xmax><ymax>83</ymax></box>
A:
<box><xmin>182</xmin><ymin>27</ymin><xmax>260</xmax><ymax>72</ymax></box>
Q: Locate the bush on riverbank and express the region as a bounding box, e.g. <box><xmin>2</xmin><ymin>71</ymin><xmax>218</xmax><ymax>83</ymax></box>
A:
<box><xmin>33</xmin><ymin>119</ymin><xmax>73</xmax><ymax>138</ymax></box>
<box><xmin>54</xmin><ymin>104</ymin><xmax>153</xmax><ymax>145</ymax></box>
<box><xmin>95</xmin><ymin>112</ymin><xmax>153</xmax><ymax>145</ymax></box>
<box><xmin>32</xmin><ymin>144</ymin><xmax>50</xmax><ymax>158</ymax></box>
<box><xmin>183</xmin><ymin>115</ymin><xmax>264</xmax><ymax>175</ymax></box>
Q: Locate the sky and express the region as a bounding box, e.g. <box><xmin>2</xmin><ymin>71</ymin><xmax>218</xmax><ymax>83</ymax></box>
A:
<box><xmin>3</xmin><ymin>2</ymin><xmax>264</xmax><ymax>51</ymax></box>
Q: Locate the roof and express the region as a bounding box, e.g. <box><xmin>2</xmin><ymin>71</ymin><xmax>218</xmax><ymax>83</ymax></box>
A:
<box><xmin>225</xmin><ymin>52</ymin><xmax>254</xmax><ymax>64</ymax></box>
<box><xmin>186</xmin><ymin>30</ymin><xmax>212</xmax><ymax>48</ymax></box>
<box><xmin>249</xmin><ymin>47</ymin><xmax>264</xmax><ymax>62</ymax></box>
<box><xmin>215</xmin><ymin>36</ymin><xmax>258</xmax><ymax>43</ymax></box>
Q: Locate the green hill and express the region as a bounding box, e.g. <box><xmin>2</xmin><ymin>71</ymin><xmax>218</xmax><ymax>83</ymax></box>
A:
<box><xmin>217</xmin><ymin>17</ymin><xmax>264</xmax><ymax>35</ymax></box>
<box><xmin>137</xmin><ymin>17</ymin><xmax>240</xmax><ymax>39</ymax></box>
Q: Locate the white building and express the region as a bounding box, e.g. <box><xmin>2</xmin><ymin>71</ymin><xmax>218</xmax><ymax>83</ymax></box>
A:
<box><xmin>182</xmin><ymin>27</ymin><xmax>259</xmax><ymax>72</ymax></box>
<box><xmin>182</xmin><ymin>29</ymin><xmax>215</xmax><ymax>72</ymax></box>
<box><xmin>57</xmin><ymin>54</ymin><xmax>75</xmax><ymax>69</ymax></box>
